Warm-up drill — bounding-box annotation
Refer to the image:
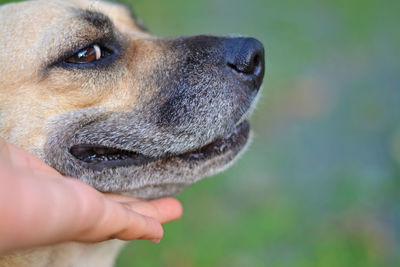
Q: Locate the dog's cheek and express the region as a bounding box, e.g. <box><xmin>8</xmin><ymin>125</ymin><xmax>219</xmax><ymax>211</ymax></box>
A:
<box><xmin>39</xmin><ymin>63</ymin><xmax>143</xmax><ymax>112</ymax></box>
<box><xmin>118</xmin><ymin>37</ymin><xmax>174</xmax><ymax>109</ymax></box>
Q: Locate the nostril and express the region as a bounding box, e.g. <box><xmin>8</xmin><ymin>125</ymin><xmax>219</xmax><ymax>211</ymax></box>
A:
<box><xmin>227</xmin><ymin>62</ymin><xmax>246</xmax><ymax>74</ymax></box>
<box><xmin>253</xmin><ymin>54</ymin><xmax>261</xmax><ymax>70</ymax></box>
<box><xmin>227</xmin><ymin>50</ymin><xmax>262</xmax><ymax>75</ymax></box>
<box><xmin>226</xmin><ymin>37</ymin><xmax>264</xmax><ymax>77</ymax></box>
<box><xmin>249</xmin><ymin>52</ymin><xmax>262</xmax><ymax>75</ymax></box>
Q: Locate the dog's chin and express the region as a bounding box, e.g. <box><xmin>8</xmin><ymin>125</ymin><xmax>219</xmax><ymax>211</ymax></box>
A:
<box><xmin>45</xmin><ymin>119</ymin><xmax>251</xmax><ymax>199</ymax></box>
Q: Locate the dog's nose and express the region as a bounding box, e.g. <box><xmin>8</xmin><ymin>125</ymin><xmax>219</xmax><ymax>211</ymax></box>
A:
<box><xmin>225</xmin><ymin>37</ymin><xmax>265</xmax><ymax>89</ymax></box>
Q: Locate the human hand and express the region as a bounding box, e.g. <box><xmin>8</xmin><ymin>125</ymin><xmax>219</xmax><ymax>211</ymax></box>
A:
<box><xmin>0</xmin><ymin>138</ymin><xmax>183</xmax><ymax>254</ymax></box>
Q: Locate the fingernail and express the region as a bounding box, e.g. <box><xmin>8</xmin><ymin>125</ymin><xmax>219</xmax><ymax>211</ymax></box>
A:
<box><xmin>150</xmin><ymin>239</ymin><xmax>161</xmax><ymax>244</ymax></box>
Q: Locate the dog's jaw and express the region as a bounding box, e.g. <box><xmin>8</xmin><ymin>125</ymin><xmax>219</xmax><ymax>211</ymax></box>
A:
<box><xmin>44</xmin><ymin>108</ymin><xmax>252</xmax><ymax>198</ymax></box>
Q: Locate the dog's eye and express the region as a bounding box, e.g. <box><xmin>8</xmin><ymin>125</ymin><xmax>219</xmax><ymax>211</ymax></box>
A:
<box><xmin>65</xmin><ymin>44</ymin><xmax>110</xmax><ymax>64</ymax></box>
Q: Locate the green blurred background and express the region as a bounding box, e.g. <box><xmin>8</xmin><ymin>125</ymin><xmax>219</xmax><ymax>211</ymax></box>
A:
<box><xmin>2</xmin><ymin>0</ymin><xmax>399</xmax><ymax>266</ymax></box>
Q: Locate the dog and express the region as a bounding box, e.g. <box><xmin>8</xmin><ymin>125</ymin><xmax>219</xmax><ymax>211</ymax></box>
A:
<box><xmin>0</xmin><ymin>0</ymin><xmax>265</xmax><ymax>266</ymax></box>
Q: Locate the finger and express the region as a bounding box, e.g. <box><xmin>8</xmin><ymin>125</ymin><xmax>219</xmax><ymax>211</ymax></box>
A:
<box><xmin>103</xmin><ymin>193</ymin><xmax>142</xmax><ymax>203</ymax></box>
<box><xmin>148</xmin><ymin>197</ymin><xmax>183</xmax><ymax>223</ymax></box>
<box><xmin>77</xmin><ymin>196</ymin><xmax>164</xmax><ymax>242</ymax></box>
<box><xmin>118</xmin><ymin>197</ymin><xmax>183</xmax><ymax>224</ymax></box>
<box><xmin>107</xmin><ymin>195</ymin><xmax>183</xmax><ymax>223</ymax></box>
<box><xmin>103</xmin><ymin>194</ymin><xmax>183</xmax><ymax>224</ymax></box>
<box><xmin>113</xmin><ymin>213</ymin><xmax>164</xmax><ymax>242</ymax></box>
<box><xmin>58</xmin><ymin>179</ymin><xmax>165</xmax><ymax>242</ymax></box>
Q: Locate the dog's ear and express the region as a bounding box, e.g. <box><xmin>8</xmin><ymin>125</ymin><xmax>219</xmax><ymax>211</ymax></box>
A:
<box><xmin>85</xmin><ymin>0</ymin><xmax>147</xmax><ymax>33</ymax></box>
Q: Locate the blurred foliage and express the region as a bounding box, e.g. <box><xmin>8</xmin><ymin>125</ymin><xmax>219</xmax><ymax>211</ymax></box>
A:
<box><xmin>1</xmin><ymin>0</ymin><xmax>399</xmax><ymax>266</ymax></box>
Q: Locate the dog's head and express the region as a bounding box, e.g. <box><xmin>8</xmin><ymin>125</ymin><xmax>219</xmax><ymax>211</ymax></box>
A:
<box><xmin>0</xmin><ymin>0</ymin><xmax>265</xmax><ymax>198</ymax></box>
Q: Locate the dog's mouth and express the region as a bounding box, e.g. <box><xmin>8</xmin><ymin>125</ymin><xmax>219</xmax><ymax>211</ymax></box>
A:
<box><xmin>69</xmin><ymin>121</ymin><xmax>250</xmax><ymax>171</ymax></box>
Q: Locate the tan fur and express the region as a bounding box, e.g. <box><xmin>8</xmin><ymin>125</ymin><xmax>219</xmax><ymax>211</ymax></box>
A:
<box><xmin>0</xmin><ymin>0</ymin><xmax>159</xmax><ymax>153</ymax></box>
<box><xmin>0</xmin><ymin>1</ymin><xmax>164</xmax><ymax>265</ymax></box>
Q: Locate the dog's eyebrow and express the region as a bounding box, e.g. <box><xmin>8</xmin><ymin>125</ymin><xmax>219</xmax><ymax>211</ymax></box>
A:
<box><xmin>78</xmin><ymin>9</ymin><xmax>114</xmax><ymax>32</ymax></box>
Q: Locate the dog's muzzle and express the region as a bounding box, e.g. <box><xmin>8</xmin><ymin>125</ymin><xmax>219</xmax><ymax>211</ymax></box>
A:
<box><xmin>44</xmin><ymin>35</ymin><xmax>265</xmax><ymax>197</ymax></box>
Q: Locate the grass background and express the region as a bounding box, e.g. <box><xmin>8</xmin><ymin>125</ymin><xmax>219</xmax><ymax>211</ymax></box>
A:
<box><xmin>1</xmin><ymin>0</ymin><xmax>399</xmax><ymax>266</ymax></box>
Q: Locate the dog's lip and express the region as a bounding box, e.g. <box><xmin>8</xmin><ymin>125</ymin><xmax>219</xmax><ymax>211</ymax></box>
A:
<box><xmin>69</xmin><ymin>121</ymin><xmax>250</xmax><ymax>171</ymax></box>
<box><xmin>178</xmin><ymin>120</ymin><xmax>249</xmax><ymax>160</ymax></box>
